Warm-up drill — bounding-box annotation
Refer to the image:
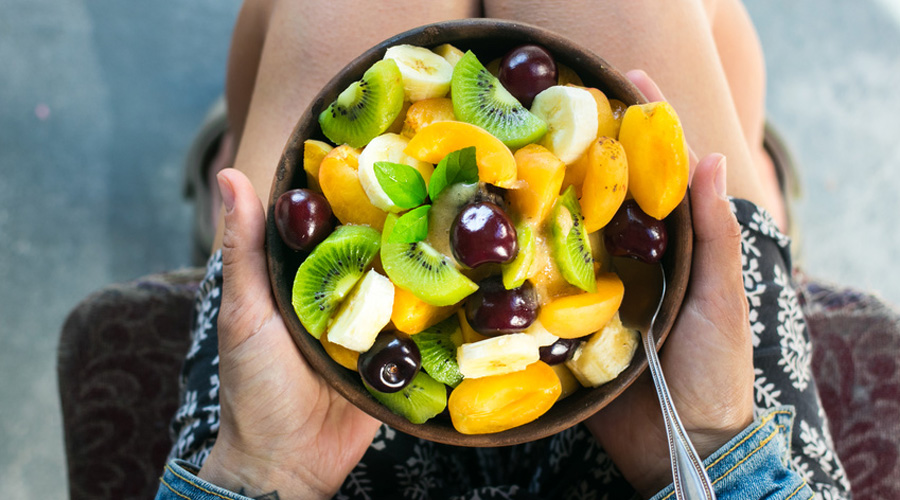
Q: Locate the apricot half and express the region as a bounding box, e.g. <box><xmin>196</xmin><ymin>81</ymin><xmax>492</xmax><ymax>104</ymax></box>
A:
<box><xmin>401</xmin><ymin>98</ymin><xmax>456</xmax><ymax>139</ymax></box>
<box><xmin>538</xmin><ymin>273</ymin><xmax>625</xmax><ymax>339</ymax></box>
<box><xmin>617</xmin><ymin>101</ymin><xmax>689</xmax><ymax>220</ymax></box>
<box><xmin>320</xmin><ymin>330</ymin><xmax>359</xmax><ymax>371</ymax></box>
<box><xmin>404</xmin><ymin>121</ymin><xmax>517</xmax><ymax>188</ymax></box>
<box><xmin>391</xmin><ymin>285</ymin><xmax>456</xmax><ymax>335</ymax></box>
<box><xmin>580</xmin><ymin>137</ymin><xmax>628</xmax><ymax>233</ymax></box>
<box><xmin>449</xmin><ymin>360</ymin><xmax>561</xmax><ymax>434</ymax></box>
<box><xmin>318</xmin><ymin>145</ymin><xmax>387</xmax><ymax>231</ymax></box>
<box><xmin>508</xmin><ymin>144</ymin><xmax>566</xmax><ymax>223</ymax></box>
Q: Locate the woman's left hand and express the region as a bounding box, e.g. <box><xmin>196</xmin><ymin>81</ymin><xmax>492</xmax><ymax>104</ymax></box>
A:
<box><xmin>585</xmin><ymin>71</ymin><xmax>755</xmax><ymax>498</ymax></box>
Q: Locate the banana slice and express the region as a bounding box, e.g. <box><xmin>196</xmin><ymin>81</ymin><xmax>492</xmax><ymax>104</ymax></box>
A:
<box><xmin>432</xmin><ymin>43</ymin><xmax>465</xmax><ymax>68</ymax></box>
<box><xmin>523</xmin><ymin>319</ymin><xmax>559</xmax><ymax>347</ymax></box>
<box><xmin>327</xmin><ymin>269</ymin><xmax>395</xmax><ymax>352</ymax></box>
<box><xmin>530</xmin><ymin>85</ymin><xmax>599</xmax><ymax>164</ymax></box>
<box><xmin>384</xmin><ymin>44</ymin><xmax>454</xmax><ymax>102</ymax></box>
<box><xmin>457</xmin><ymin>333</ymin><xmax>540</xmax><ymax>379</ymax></box>
<box><xmin>565</xmin><ymin>313</ymin><xmax>639</xmax><ymax>387</ymax></box>
<box><xmin>358</xmin><ymin>133</ymin><xmax>434</xmax><ymax>212</ymax></box>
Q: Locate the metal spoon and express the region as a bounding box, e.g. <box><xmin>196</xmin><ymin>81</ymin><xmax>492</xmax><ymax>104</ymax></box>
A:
<box><xmin>614</xmin><ymin>257</ymin><xmax>717</xmax><ymax>500</ymax></box>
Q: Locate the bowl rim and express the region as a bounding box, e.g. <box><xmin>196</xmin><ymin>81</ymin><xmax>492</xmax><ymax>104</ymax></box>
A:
<box><xmin>265</xmin><ymin>18</ymin><xmax>693</xmax><ymax>447</ymax></box>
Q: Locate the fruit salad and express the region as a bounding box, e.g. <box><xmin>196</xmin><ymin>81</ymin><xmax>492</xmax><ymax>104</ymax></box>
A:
<box><xmin>274</xmin><ymin>42</ymin><xmax>689</xmax><ymax>435</ymax></box>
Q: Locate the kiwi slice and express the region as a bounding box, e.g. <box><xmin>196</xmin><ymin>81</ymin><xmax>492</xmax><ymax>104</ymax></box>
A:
<box><xmin>412</xmin><ymin>316</ymin><xmax>465</xmax><ymax>387</ymax></box>
<box><xmin>502</xmin><ymin>219</ymin><xmax>537</xmax><ymax>290</ymax></box>
<box><xmin>549</xmin><ymin>186</ymin><xmax>596</xmax><ymax>293</ymax></box>
<box><xmin>364</xmin><ymin>370</ymin><xmax>447</xmax><ymax>424</ymax></box>
<box><xmin>319</xmin><ymin>59</ymin><xmax>405</xmax><ymax>148</ymax></box>
<box><xmin>292</xmin><ymin>225</ymin><xmax>381</xmax><ymax>338</ymax></box>
<box><xmin>451</xmin><ymin>51</ymin><xmax>547</xmax><ymax>149</ymax></box>
<box><xmin>381</xmin><ymin>214</ymin><xmax>479</xmax><ymax>306</ymax></box>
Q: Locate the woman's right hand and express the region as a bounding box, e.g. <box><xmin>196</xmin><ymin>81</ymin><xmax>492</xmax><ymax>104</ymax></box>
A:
<box><xmin>197</xmin><ymin>168</ymin><xmax>380</xmax><ymax>500</ymax></box>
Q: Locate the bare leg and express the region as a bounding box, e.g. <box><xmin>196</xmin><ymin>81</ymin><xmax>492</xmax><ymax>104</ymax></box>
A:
<box><xmin>484</xmin><ymin>0</ymin><xmax>786</xmax><ymax>228</ymax></box>
<box><xmin>214</xmin><ymin>0</ymin><xmax>482</xmax><ymax>251</ymax></box>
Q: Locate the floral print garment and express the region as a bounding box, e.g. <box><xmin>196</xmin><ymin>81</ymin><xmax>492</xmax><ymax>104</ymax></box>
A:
<box><xmin>169</xmin><ymin>199</ymin><xmax>850</xmax><ymax>499</ymax></box>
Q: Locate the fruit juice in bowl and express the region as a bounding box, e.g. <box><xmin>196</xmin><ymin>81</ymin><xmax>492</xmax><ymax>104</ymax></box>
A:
<box><xmin>266</xmin><ymin>19</ymin><xmax>692</xmax><ymax>447</ymax></box>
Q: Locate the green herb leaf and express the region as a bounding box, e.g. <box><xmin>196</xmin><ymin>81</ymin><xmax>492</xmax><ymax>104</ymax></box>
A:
<box><xmin>374</xmin><ymin>161</ymin><xmax>427</xmax><ymax>209</ymax></box>
<box><xmin>387</xmin><ymin>205</ymin><xmax>431</xmax><ymax>244</ymax></box>
<box><xmin>428</xmin><ymin>146</ymin><xmax>479</xmax><ymax>200</ymax></box>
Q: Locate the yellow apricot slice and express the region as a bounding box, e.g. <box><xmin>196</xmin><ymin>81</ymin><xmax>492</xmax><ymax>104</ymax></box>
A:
<box><xmin>318</xmin><ymin>145</ymin><xmax>387</xmax><ymax>231</ymax></box>
<box><xmin>449</xmin><ymin>360</ymin><xmax>561</xmax><ymax>434</ymax></box>
<box><xmin>581</xmin><ymin>137</ymin><xmax>628</xmax><ymax>232</ymax></box>
<box><xmin>609</xmin><ymin>99</ymin><xmax>627</xmax><ymax>131</ymax></box>
<box><xmin>508</xmin><ymin>144</ymin><xmax>566</xmax><ymax>223</ymax></box>
<box><xmin>618</xmin><ymin>101</ymin><xmax>689</xmax><ymax>220</ymax></box>
<box><xmin>586</xmin><ymin>88</ymin><xmax>620</xmax><ymax>140</ymax></box>
<box><xmin>303</xmin><ymin>139</ymin><xmax>333</xmax><ymax>192</ymax></box>
<box><xmin>401</xmin><ymin>98</ymin><xmax>456</xmax><ymax>139</ymax></box>
<box><xmin>537</xmin><ymin>273</ymin><xmax>625</xmax><ymax>339</ymax></box>
<box><xmin>560</xmin><ymin>87</ymin><xmax>619</xmax><ymax>196</ymax></box>
<box><xmin>556</xmin><ymin>63</ymin><xmax>584</xmax><ymax>86</ymax></box>
<box><xmin>391</xmin><ymin>285</ymin><xmax>457</xmax><ymax>335</ymax></box>
<box><xmin>321</xmin><ymin>330</ymin><xmax>359</xmax><ymax>371</ymax></box>
<box><xmin>562</xmin><ymin>154</ymin><xmax>589</xmax><ymax>197</ymax></box>
<box><xmin>404</xmin><ymin>121</ymin><xmax>517</xmax><ymax>188</ymax></box>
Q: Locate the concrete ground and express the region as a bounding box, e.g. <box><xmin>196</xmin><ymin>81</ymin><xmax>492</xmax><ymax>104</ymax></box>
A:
<box><xmin>1</xmin><ymin>1</ymin><xmax>898</xmax><ymax>498</ymax></box>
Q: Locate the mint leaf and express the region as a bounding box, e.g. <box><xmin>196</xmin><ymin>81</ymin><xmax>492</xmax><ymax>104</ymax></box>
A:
<box><xmin>428</xmin><ymin>146</ymin><xmax>478</xmax><ymax>200</ymax></box>
<box><xmin>387</xmin><ymin>205</ymin><xmax>431</xmax><ymax>244</ymax></box>
<box><xmin>374</xmin><ymin>161</ymin><xmax>427</xmax><ymax>209</ymax></box>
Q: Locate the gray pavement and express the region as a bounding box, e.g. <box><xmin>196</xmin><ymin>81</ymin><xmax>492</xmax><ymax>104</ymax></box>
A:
<box><xmin>1</xmin><ymin>1</ymin><xmax>898</xmax><ymax>498</ymax></box>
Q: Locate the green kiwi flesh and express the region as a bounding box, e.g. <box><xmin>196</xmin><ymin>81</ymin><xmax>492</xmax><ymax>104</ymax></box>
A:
<box><xmin>549</xmin><ymin>186</ymin><xmax>596</xmax><ymax>293</ymax></box>
<box><xmin>411</xmin><ymin>316</ymin><xmax>464</xmax><ymax>387</ymax></box>
<box><xmin>451</xmin><ymin>51</ymin><xmax>548</xmax><ymax>149</ymax></box>
<box><xmin>501</xmin><ymin>219</ymin><xmax>536</xmax><ymax>289</ymax></box>
<box><xmin>292</xmin><ymin>225</ymin><xmax>381</xmax><ymax>338</ymax></box>
<box><xmin>381</xmin><ymin>214</ymin><xmax>478</xmax><ymax>306</ymax></box>
<box><xmin>364</xmin><ymin>370</ymin><xmax>447</xmax><ymax>424</ymax></box>
<box><xmin>319</xmin><ymin>59</ymin><xmax>405</xmax><ymax>148</ymax></box>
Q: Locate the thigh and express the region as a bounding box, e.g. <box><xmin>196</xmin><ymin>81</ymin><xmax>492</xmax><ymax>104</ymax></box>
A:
<box><xmin>223</xmin><ymin>0</ymin><xmax>482</xmax><ymax>212</ymax></box>
<box><xmin>482</xmin><ymin>0</ymin><xmax>779</xmax><ymax>224</ymax></box>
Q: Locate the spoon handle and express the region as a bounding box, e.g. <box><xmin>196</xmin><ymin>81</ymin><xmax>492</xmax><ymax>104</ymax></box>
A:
<box><xmin>643</xmin><ymin>266</ymin><xmax>716</xmax><ymax>500</ymax></box>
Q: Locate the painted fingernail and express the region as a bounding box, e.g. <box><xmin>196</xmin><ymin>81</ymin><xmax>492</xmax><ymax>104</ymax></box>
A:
<box><xmin>714</xmin><ymin>155</ymin><xmax>727</xmax><ymax>200</ymax></box>
<box><xmin>217</xmin><ymin>172</ymin><xmax>235</xmax><ymax>214</ymax></box>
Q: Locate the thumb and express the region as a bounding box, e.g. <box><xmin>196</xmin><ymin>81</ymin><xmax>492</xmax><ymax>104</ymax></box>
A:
<box><xmin>217</xmin><ymin>168</ymin><xmax>274</xmax><ymax>350</ymax></box>
<box><xmin>689</xmin><ymin>154</ymin><xmax>745</xmax><ymax>302</ymax></box>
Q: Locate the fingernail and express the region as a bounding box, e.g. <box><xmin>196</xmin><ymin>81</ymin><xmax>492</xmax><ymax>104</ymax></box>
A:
<box><xmin>217</xmin><ymin>172</ymin><xmax>235</xmax><ymax>214</ymax></box>
<box><xmin>714</xmin><ymin>155</ymin><xmax>727</xmax><ymax>200</ymax></box>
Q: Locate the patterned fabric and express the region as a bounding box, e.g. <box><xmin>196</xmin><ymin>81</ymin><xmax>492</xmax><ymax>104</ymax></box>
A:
<box><xmin>797</xmin><ymin>276</ymin><xmax>900</xmax><ymax>499</ymax></box>
<box><xmin>58</xmin><ymin>268</ymin><xmax>203</xmax><ymax>500</ymax></box>
<box><xmin>169</xmin><ymin>200</ymin><xmax>851</xmax><ymax>499</ymax></box>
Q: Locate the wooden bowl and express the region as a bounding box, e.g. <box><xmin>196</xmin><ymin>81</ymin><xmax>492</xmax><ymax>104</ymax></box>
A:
<box><xmin>266</xmin><ymin>18</ymin><xmax>692</xmax><ymax>447</ymax></box>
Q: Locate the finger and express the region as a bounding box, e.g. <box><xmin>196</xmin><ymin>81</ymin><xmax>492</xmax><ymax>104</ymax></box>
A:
<box><xmin>626</xmin><ymin>69</ymin><xmax>665</xmax><ymax>102</ymax></box>
<box><xmin>625</xmin><ymin>69</ymin><xmax>699</xmax><ymax>174</ymax></box>
<box><xmin>217</xmin><ymin>168</ymin><xmax>274</xmax><ymax>350</ymax></box>
<box><xmin>688</xmin><ymin>154</ymin><xmax>747</xmax><ymax>327</ymax></box>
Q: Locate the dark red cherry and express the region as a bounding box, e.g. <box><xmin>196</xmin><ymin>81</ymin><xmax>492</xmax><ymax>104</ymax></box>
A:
<box><xmin>465</xmin><ymin>276</ymin><xmax>538</xmax><ymax>336</ymax></box>
<box><xmin>603</xmin><ymin>200</ymin><xmax>668</xmax><ymax>263</ymax></box>
<box><xmin>450</xmin><ymin>201</ymin><xmax>518</xmax><ymax>268</ymax></box>
<box><xmin>498</xmin><ymin>45</ymin><xmax>558</xmax><ymax>108</ymax></box>
<box><xmin>539</xmin><ymin>337</ymin><xmax>584</xmax><ymax>365</ymax></box>
<box><xmin>358</xmin><ymin>332</ymin><xmax>421</xmax><ymax>393</ymax></box>
<box><xmin>274</xmin><ymin>188</ymin><xmax>334</xmax><ymax>251</ymax></box>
